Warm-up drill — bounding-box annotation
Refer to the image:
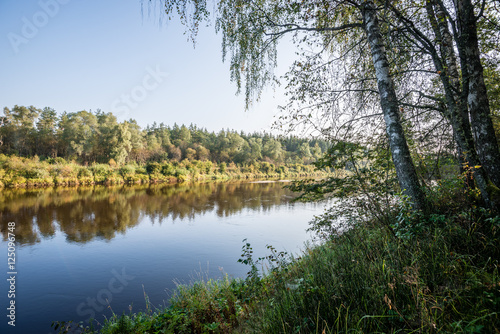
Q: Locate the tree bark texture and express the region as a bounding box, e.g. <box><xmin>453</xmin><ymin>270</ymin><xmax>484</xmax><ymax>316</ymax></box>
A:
<box><xmin>457</xmin><ymin>0</ymin><xmax>500</xmax><ymax>188</ymax></box>
<box><xmin>362</xmin><ymin>1</ymin><xmax>427</xmax><ymax>210</ymax></box>
<box><xmin>426</xmin><ymin>0</ymin><xmax>493</xmax><ymax>206</ymax></box>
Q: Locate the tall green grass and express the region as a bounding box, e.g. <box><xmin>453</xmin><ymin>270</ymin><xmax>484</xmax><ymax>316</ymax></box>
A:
<box><xmin>247</xmin><ymin>212</ymin><xmax>499</xmax><ymax>333</ymax></box>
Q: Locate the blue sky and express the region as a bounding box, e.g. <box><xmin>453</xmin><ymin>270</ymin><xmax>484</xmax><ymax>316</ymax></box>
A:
<box><xmin>0</xmin><ymin>0</ymin><xmax>289</xmax><ymax>133</ymax></box>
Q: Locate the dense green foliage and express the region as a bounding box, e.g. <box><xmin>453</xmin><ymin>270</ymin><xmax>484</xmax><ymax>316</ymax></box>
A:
<box><xmin>0</xmin><ymin>105</ymin><xmax>328</xmax><ymax>166</ymax></box>
<box><xmin>0</xmin><ymin>105</ymin><xmax>335</xmax><ymax>187</ymax></box>
<box><xmin>0</xmin><ymin>154</ymin><xmax>328</xmax><ymax>188</ymax></box>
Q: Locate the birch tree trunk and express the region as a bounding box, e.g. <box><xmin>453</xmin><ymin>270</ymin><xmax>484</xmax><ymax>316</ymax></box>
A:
<box><xmin>425</xmin><ymin>0</ymin><xmax>493</xmax><ymax>206</ymax></box>
<box><xmin>456</xmin><ymin>0</ymin><xmax>500</xmax><ymax>188</ymax></box>
<box><xmin>362</xmin><ymin>1</ymin><xmax>427</xmax><ymax>210</ymax></box>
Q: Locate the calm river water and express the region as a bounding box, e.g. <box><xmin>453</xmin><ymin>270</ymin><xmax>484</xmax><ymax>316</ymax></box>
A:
<box><xmin>0</xmin><ymin>181</ymin><xmax>325</xmax><ymax>334</ymax></box>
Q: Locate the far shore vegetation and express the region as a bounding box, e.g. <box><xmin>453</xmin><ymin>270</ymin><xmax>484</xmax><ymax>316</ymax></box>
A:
<box><xmin>0</xmin><ymin>105</ymin><xmax>334</xmax><ymax>188</ymax></box>
<box><xmin>0</xmin><ymin>154</ymin><xmax>331</xmax><ymax>188</ymax></box>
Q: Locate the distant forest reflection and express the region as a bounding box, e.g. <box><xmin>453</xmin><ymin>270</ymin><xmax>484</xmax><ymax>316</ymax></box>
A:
<box><xmin>0</xmin><ymin>181</ymin><xmax>296</xmax><ymax>245</ymax></box>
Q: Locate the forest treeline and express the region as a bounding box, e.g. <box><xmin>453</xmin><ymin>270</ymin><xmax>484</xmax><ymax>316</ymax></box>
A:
<box><xmin>0</xmin><ymin>105</ymin><xmax>328</xmax><ymax>165</ymax></box>
<box><xmin>0</xmin><ymin>105</ymin><xmax>333</xmax><ymax>187</ymax></box>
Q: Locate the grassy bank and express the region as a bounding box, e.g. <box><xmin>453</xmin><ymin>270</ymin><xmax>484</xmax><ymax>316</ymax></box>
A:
<box><xmin>0</xmin><ymin>154</ymin><xmax>332</xmax><ymax>188</ymax></box>
<box><xmin>53</xmin><ymin>181</ymin><xmax>500</xmax><ymax>333</ymax></box>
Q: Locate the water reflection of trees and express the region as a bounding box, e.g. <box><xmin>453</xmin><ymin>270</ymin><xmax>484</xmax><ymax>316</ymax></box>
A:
<box><xmin>0</xmin><ymin>182</ymin><xmax>294</xmax><ymax>245</ymax></box>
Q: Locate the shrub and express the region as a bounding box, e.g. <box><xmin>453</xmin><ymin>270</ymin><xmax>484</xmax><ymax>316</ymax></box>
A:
<box><xmin>119</xmin><ymin>165</ymin><xmax>136</xmax><ymax>177</ymax></box>
<box><xmin>175</xmin><ymin>168</ymin><xmax>189</xmax><ymax>179</ymax></box>
<box><xmin>77</xmin><ymin>167</ymin><xmax>93</xmax><ymax>178</ymax></box>
<box><xmin>46</xmin><ymin>157</ymin><xmax>67</xmax><ymax>165</ymax></box>
<box><xmin>24</xmin><ymin>166</ymin><xmax>50</xmax><ymax>179</ymax></box>
<box><xmin>219</xmin><ymin>162</ymin><xmax>227</xmax><ymax>174</ymax></box>
<box><xmin>161</xmin><ymin>163</ymin><xmax>175</xmax><ymax>176</ymax></box>
<box><xmin>76</xmin><ymin>167</ymin><xmax>94</xmax><ymax>185</ymax></box>
<box><xmin>51</xmin><ymin>164</ymin><xmax>78</xmax><ymax>178</ymax></box>
<box><xmin>203</xmin><ymin>161</ymin><xmax>213</xmax><ymax>174</ymax></box>
<box><xmin>135</xmin><ymin>167</ymin><xmax>147</xmax><ymax>175</ymax></box>
<box><xmin>146</xmin><ymin>162</ymin><xmax>161</xmax><ymax>175</ymax></box>
<box><xmin>259</xmin><ymin>162</ymin><xmax>275</xmax><ymax>174</ymax></box>
<box><xmin>0</xmin><ymin>154</ymin><xmax>8</xmax><ymax>165</ymax></box>
<box><xmin>277</xmin><ymin>165</ymin><xmax>288</xmax><ymax>175</ymax></box>
<box><xmin>3</xmin><ymin>156</ymin><xmax>25</xmax><ymax>173</ymax></box>
<box><xmin>4</xmin><ymin>175</ymin><xmax>27</xmax><ymax>187</ymax></box>
<box><xmin>90</xmin><ymin>164</ymin><xmax>111</xmax><ymax>183</ymax></box>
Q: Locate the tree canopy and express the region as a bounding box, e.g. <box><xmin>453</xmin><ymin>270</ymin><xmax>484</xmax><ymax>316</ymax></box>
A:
<box><xmin>0</xmin><ymin>105</ymin><xmax>328</xmax><ymax>166</ymax></box>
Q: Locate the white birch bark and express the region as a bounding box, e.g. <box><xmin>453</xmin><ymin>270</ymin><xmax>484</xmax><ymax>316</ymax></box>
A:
<box><xmin>362</xmin><ymin>0</ymin><xmax>426</xmax><ymax>210</ymax></box>
<box><xmin>457</xmin><ymin>0</ymin><xmax>500</xmax><ymax>188</ymax></box>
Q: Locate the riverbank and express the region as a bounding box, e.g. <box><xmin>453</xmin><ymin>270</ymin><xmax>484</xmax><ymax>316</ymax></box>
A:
<box><xmin>0</xmin><ymin>154</ymin><xmax>333</xmax><ymax>188</ymax></box>
<box><xmin>53</xmin><ymin>183</ymin><xmax>500</xmax><ymax>333</ymax></box>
